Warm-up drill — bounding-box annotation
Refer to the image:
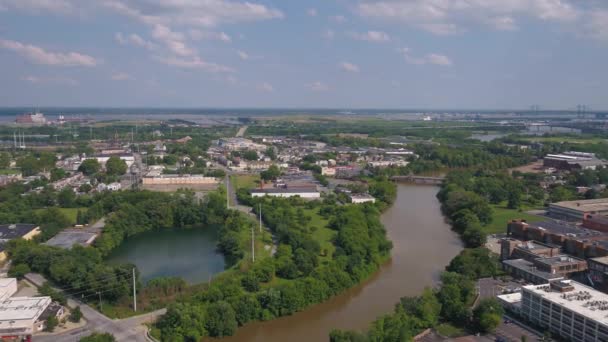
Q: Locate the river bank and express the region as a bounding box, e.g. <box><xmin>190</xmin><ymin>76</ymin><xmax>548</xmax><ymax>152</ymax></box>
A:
<box><xmin>217</xmin><ymin>183</ymin><xmax>463</xmax><ymax>342</ymax></box>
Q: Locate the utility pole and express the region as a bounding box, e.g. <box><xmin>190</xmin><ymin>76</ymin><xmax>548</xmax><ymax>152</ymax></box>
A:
<box><xmin>251</xmin><ymin>221</ymin><xmax>255</xmax><ymax>263</ymax></box>
<box><xmin>259</xmin><ymin>203</ymin><xmax>262</xmax><ymax>233</ymax></box>
<box><xmin>133</xmin><ymin>268</ymin><xmax>137</xmax><ymax>312</ymax></box>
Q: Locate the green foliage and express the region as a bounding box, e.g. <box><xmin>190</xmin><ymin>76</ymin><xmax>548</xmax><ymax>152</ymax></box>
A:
<box><xmin>105</xmin><ymin>156</ymin><xmax>128</xmax><ymax>176</ymax></box>
<box><xmin>446</xmin><ymin>248</ymin><xmax>501</xmax><ymax>279</ymax></box>
<box><xmin>472</xmin><ymin>298</ymin><xmax>504</xmax><ymax>333</ymax></box>
<box><xmin>205</xmin><ymin>301</ymin><xmax>238</xmax><ymax>337</ymax></box>
<box><xmin>0</xmin><ymin>152</ymin><xmax>11</xmax><ymax>169</ymax></box>
<box><xmin>50</xmin><ymin>168</ymin><xmax>66</xmax><ymax>181</ymax></box>
<box><xmin>69</xmin><ymin>306</ymin><xmax>83</xmax><ymax>323</ymax></box>
<box><xmin>79</xmin><ymin>159</ymin><xmax>101</xmax><ymax>176</ymax></box>
<box><xmin>8</xmin><ymin>263</ymin><xmax>30</xmax><ymax>279</ymax></box>
<box><xmin>242</xmin><ymin>150</ymin><xmax>258</xmax><ymax>161</ymax></box>
<box><xmin>79</xmin><ymin>332</ymin><xmax>116</xmax><ymax>342</ymax></box>
<box><xmin>45</xmin><ymin>315</ymin><xmax>58</xmax><ymax>332</ymax></box>
<box><xmin>39</xmin><ymin>282</ymin><xmax>67</xmax><ymax>305</ymax></box>
<box><xmin>260</xmin><ymin>164</ymin><xmax>281</xmax><ymax>182</ymax></box>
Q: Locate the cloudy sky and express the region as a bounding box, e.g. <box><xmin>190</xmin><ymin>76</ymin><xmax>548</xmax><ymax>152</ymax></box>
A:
<box><xmin>0</xmin><ymin>0</ymin><xmax>607</xmax><ymax>109</ymax></box>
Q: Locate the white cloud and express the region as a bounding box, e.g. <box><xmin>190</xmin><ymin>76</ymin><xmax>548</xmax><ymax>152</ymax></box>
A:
<box><xmin>357</xmin><ymin>0</ymin><xmax>580</xmax><ymax>35</ymax></box>
<box><xmin>152</xmin><ymin>24</ymin><xmax>194</xmax><ymax>57</ymax></box>
<box><xmin>0</xmin><ymin>0</ymin><xmax>74</xmax><ymax>14</ymax></box>
<box><xmin>22</xmin><ymin>75</ymin><xmax>78</xmax><ymax>86</ymax></box>
<box><xmin>399</xmin><ymin>48</ymin><xmax>452</xmax><ymax>66</ymax></box>
<box><xmin>237</xmin><ymin>50</ymin><xmax>250</xmax><ymax>60</ymax></box>
<box><xmin>115</xmin><ymin>32</ymin><xmax>156</xmax><ymax>50</ymax></box>
<box><xmin>351</xmin><ymin>30</ymin><xmax>391</xmax><ymax>43</ymax></box>
<box><xmin>307</xmin><ymin>8</ymin><xmax>317</xmax><ymax>17</ymax></box>
<box><xmin>307</xmin><ymin>81</ymin><xmax>329</xmax><ymax>92</ymax></box>
<box><xmin>156</xmin><ymin>56</ymin><xmax>233</xmax><ymax>72</ymax></box>
<box><xmin>329</xmin><ymin>15</ymin><xmax>347</xmax><ymax>23</ymax></box>
<box><xmin>427</xmin><ymin>53</ymin><xmax>452</xmax><ymax>66</ymax></box>
<box><xmin>323</xmin><ymin>29</ymin><xmax>336</xmax><ymax>40</ymax></box>
<box><xmin>103</xmin><ymin>0</ymin><xmax>283</xmax><ymax>28</ymax></box>
<box><xmin>256</xmin><ymin>82</ymin><xmax>274</xmax><ymax>92</ymax></box>
<box><xmin>111</xmin><ymin>72</ymin><xmax>133</xmax><ymax>81</ymax></box>
<box><xmin>0</xmin><ymin>39</ymin><xmax>97</xmax><ymax>66</ymax></box>
<box><xmin>340</xmin><ymin>62</ymin><xmax>360</xmax><ymax>73</ymax></box>
<box><xmin>189</xmin><ymin>30</ymin><xmax>232</xmax><ymax>43</ymax></box>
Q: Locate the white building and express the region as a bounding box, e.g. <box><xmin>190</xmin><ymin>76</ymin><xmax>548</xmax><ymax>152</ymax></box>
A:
<box><xmin>0</xmin><ymin>278</ymin><xmax>17</xmax><ymax>300</ymax></box>
<box><xmin>518</xmin><ymin>280</ymin><xmax>608</xmax><ymax>342</ymax></box>
<box><xmin>90</xmin><ymin>154</ymin><xmax>135</xmax><ymax>168</ymax></box>
<box><xmin>350</xmin><ymin>194</ymin><xmax>376</xmax><ymax>204</ymax></box>
<box><xmin>0</xmin><ymin>296</ymin><xmax>52</xmax><ymax>335</ymax></box>
<box><xmin>368</xmin><ymin>160</ymin><xmax>409</xmax><ymax>168</ymax></box>
<box><xmin>251</xmin><ymin>187</ymin><xmax>320</xmax><ymax>199</ymax></box>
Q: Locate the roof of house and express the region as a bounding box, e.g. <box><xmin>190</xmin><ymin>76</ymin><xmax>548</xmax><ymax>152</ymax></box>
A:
<box><xmin>0</xmin><ymin>224</ymin><xmax>39</xmax><ymax>241</ymax></box>
<box><xmin>251</xmin><ymin>187</ymin><xmax>319</xmax><ymax>194</ymax></box>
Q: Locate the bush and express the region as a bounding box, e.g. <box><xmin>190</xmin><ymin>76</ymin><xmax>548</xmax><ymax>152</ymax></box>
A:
<box><xmin>45</xmin><ymin>315</ymin><xmax>58</xmax><ymax>332</ymax></box>
<box><xmin>69</xmin><ymin>306</ymin><xmax>83</xmax><ymax>323</ymax></box>
<box><xmin>8</xmin><ymin>263</ymin><xmax>30</xmax><ymax>279</ymax></box>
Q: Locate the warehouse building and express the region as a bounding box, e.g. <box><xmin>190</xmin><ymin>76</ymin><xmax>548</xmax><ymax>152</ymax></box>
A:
<box><xmin>251</xmin><ymin>187</ymin><xmax>320</xmax><ymax>199</ymax></box>
<box><xmin>549</xmin><ymin>198</ymin><xmax>608</xmax><ymax>221</ymax></box>
<box><xmin>519</xmin><ymin>280</ymin><xmax>608</xmax><ymax>342</ymax></box>
<box><xmin>0</xmin><ymin>224</ymin><xmax>41</xmax><ymax>262</ymax></box>
<box><xmin>0</xmin><ymin>296</ymin><xmax>52</xmax><ymax>336</ymax></box>
<box><xmin>543</xmin><ymin>152</ymin><xmax>606</xmax><ymax>171</ymax></box>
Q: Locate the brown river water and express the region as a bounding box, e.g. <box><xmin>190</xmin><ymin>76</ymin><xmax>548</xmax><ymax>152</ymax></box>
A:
<box><xmin>217</xmin><ymin>184</ymin><xmax>463</xmax><ymax>342</ymax></box>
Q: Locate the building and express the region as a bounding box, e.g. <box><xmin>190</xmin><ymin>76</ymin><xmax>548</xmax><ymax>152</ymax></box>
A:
<box><xmin>45</xmin><ymin>230</ymin><xmax>98</xmax><ymax>249</ymax></box>
<box><xmin>0</xmin><ymin>173</ymin><xmax>22</xmax><ymax>186</ymax></box>
<box><xmin>0</xmin><ymin>278</ymin><xmax>17</xmax><ymax>300</ymax></box>
<box><xmin>588</xmin><ymin>256</ymin><xmax>608</xmax><ymax>292</ymax></box>
<box><xmin>251</xmin><ymin>187</ymin><xmax>320</xmax><ymax>199</ymax></box>
<box><xmin>349</xmin><ymin>194</ymin><xmax>376</xmax><ymax>204</ymax></box>
<box><xmin>142</xmin><ymin>174</ymin><xmax>220</xmax><ymax>185</ymax></box>
<box><xmin>583</xmin><ymin>214</ymin><xmax>608</xmax><ymax>233</ymax></box>
<box><xmin>0</xmin><ymin>224</ymin><xmax>41</xmax><ymax>262</ymax></box>
<box><xmin>543</xmin><ymin>152</ymin><xmax>606</xmax><ymax>171</ymax></box>
<box><xmin>97</xmin><ymin>182</ymin><xmax>122</xmax><ymax>192</ymax></box>
<box><xmin>15</xmin><ymin>112</ymin><xmax>46</xmax><ymax>125</ymax></box>
<box><xmin>218</xmin><ymin>138</ymin><xmax>265</xmax><ymax>151</ymax></box>
<box><xmin>500</xmin><ymin>238</ymin><xmax>561</xmax><ymax>262</ymax></box>
<box><xmin>51</xmin><ymin>172</ymin><xmax>84</xmax><ymax>190</ymax></box>
<box><xmin>502</xmin><ymin>259</ymin><xmax>564</xmax><ymax>284</ymax></box>
<box><xmin>367</xmin><ymin>160</ymin><xmax>409</xmax><ymax>168</ymax></box>
<box><xmin>91</xmin><ymin>154</ymin><xmax>135</xmax><ymax>168</ymax></box>
<box><xmin>549</xmin><ymin>199</ymin><xmax>608</xmax><ymax>221</ymax></box>
<box><xmin>321</xmin><ymin>167</ymin><xmax>336</xmax><ymax>176</ymax></box>
<box><xmin>0</xmin><ymin>296</ymin><xmax>52</xmax><ymax>336</ymax></box>
<box><xmin>519</xmin><ymin>280</ymin><xmax>608</xmax><ymax>342</ymax></box>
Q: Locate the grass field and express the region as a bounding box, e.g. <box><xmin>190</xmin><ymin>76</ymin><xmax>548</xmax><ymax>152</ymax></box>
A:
<box><xmin>0</xmin><ymin>169</ymin><xmax>20</xmax><ymax>175</ymax></box>
<box><xmin>303</xmin><ymin>208</ymin><xmax>335</xmax><ymax>260</ymax></box>
<box><xmin>230</xmin><ymin>174</ymin><xmax>260</xmax><ymax>190</ymax></box>
<box><xmin>435</xmin><ymin>323</ymin><xmax>465</xmax><ymax>338</ymax></box>
<box><xmin>482</xmin><ymin>205</ymin><xmax>545</xmax><ymax>235</ymax></box>
<box><xmin>34</xmin><ymin>207</ymin><xmax>86</xmax><ymax>225</ymax></box>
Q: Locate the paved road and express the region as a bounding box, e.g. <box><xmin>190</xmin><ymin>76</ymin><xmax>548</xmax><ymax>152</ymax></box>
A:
<box><xmin>236</xmin><ymin>125</ymin><xmax>248</xmax><ymax>137</ymax></box>
<box><xmin>27</xmin><ymin>273</ymin><xmax>165</xmax><ymax>342</ymax></box>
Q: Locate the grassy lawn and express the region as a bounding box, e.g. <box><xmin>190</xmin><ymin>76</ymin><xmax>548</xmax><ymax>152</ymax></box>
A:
<box><xmin>483</xmin><ymin>204</ymin><xmax>545</xmax><ymax>235</ymax></box>
<box><xmin>34</xmin><ymin>207</ymin><xmax>87</xmax><ymax>225</ymax></box>
<box><xmin>0</xmin><ymin>169</ymin><xmax>20</xmax><ymax>175</ymax></box>
<box><xmin>435</xmin><ymin>323</ymin><xmax>465</xmax><ymax>338</ymax></box>
<box><xmin>303</xmin><ymin>208</ymin><xmax>335</xmax><ymax>260</ymax></box>
<box><xmin>230</xmin><ymin>174</ymin><xmax>260</xmax><ymax>190</ymax></box>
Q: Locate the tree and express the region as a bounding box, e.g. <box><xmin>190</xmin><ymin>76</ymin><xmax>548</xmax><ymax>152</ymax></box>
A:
<box><xmin>78</xmin><ymin>159</ymin><xmax>101</xmax><ymax>176</ymax></box>
<box><xmin>260</xmin><ymin>164</ymin><xmax>281</xmax><ymax>182</ymax></box>
<box><xmin>45</xmin><ymin>315</ymin><xmax>58</xmax><ymax>332</ymax></box>
<box><xmin>79</xmin><ymin>332</ymin><xmax>116</xmax><ymax>342</ymax></box>
<box><xmin>105</xmin><ymin>156</ymin><xmax>128</xmax><ymax>176</ymax></box>
<box><xmin>265</xmin><ymin>147</ymin><xmax>277</xmax><ymax>160</ymax></box>
<box><xmin>205</xmin><ymin>301</ymin><xmax>238</xmax><ymax>337</ymax></box>
<box><xmin>472</xmin><ymin>298</ymin><xmax>504</xmax><ymax>333</ymax></box>
<box><xmin>0</xmin><ymin>152</ymin><xmax>11</xmax><ymax>169</ymax></box>
<box><xmin>8</xmin><ymin>263</ymin><xmax>30</xmax><ymax>279</ymax></box>
<box><xmin>507</xmin><ymin>190</ymin><xmax>521</xmax><ymax>209</ymax></box>
<box><xmin>79</xmin><ymin>183</ymin><xmax>92</xmax><ymax>193</ymax></box>
<box><xmin>69</xmin><ymin>306</ymin><xmax>83</xmax><ymax>323</ymax></box>
<box><xmin>462</xmin><ymin>224</ymin><xmax>487</xmax><ymax>248</ymax></box>
<box><xmin>242</xmin><ymin>150</ymin><xmax>259</xmax><ymax>161</ymax></box>
<box><xmin>50</xmin><ymin>168</ymin><xmax>66</xmax><ymax>182</ymax></box>
<box><xmin>58</xmin><ymin>188</ymin><xmax>76</xmax><ymax>208</ymax></box>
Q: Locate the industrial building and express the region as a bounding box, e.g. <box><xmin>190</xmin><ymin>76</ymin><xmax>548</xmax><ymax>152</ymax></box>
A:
<box><xmin>543</xmin><ymin>151</ymin><xmax>606</xmax><ymax>171</ymax></box>
<box><xmin>518</xmin><ymin>280</ymin><xmax>608</xmax><ymax>342</ymax></box>
<box><xmin>251</xmin><ymin>187</ymin><xmax>320</xmax><ymax>198</ymax></box>
<box><xmin>583</xmin><ymin>214</ymin><xmax>608</xmax><ymax>233</ymax></box>
<box><xmin>502</xmin><ymin>259</ymin><xmax>565</xmax><ymax>284</ymax></box>
<box><xmin>0</xmin><ymin>296</ymin><xmax>53</xmax><ymax>336</ymax></box>
<box><xmin>0</xmin><ymin>224</ymin><xmax>41</xmax><ymax>262</ymax></box>
<box><xmin>549</xmin><ymin>198</ymin><xmax>608</xmax><ymax>221</ymax></box>
<box><xmin>349</xmin><ymin>194</ymin><xmax>376</xmax><ymax>204</ymax></box>
<box><xmin>142</xmin><ymin>174</ymin><xmax>220</xmax><ymax>185</ymax></box>
<box><xmin>45</xmin><ymin>229</ymin><xmax>98</xmax><ymax>249</ymax></box>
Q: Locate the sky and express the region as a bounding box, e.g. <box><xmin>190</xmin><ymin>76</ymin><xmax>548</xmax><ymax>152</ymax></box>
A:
<box><xmin>0</xmin><ymin>0</ymin><xmax>607</xmax><ymax>110</ymax></box>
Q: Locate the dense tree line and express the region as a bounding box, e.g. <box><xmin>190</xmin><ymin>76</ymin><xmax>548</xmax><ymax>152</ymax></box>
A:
<box><xmin>330</xmin><ymin>248</ymin><xmax>503</xmax><ymax>341</ymax></box>
<box><xmin>156</xmin><ymin>192</ymin><xmax>394</xmax><ymax>340</ymax></box>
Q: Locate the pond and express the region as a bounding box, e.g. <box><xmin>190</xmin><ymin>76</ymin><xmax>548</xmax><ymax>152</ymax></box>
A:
<box><xmin>106</xmin><ymin>228</ymin><xmax>226</xmax><ymax>284</ymax></box>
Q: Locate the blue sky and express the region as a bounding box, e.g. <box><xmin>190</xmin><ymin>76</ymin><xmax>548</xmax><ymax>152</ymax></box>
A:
<box><xmin>0</xmin><ymin>0</ymin><xmax>607</xmax><ymax>109</ymax></box>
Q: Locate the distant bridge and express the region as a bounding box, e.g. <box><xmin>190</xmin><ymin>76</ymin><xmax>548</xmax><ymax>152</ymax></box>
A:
<box><xmin>391</xmin><ymin>175</ymin><xmax>445</xmax><ymax>185</ymax></box>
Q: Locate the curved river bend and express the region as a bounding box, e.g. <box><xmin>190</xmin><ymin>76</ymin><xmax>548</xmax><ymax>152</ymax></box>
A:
<box><xmin>219</xmin><ymin>184</ymin><xmax>463</xmax><ymax>342</ymax></box>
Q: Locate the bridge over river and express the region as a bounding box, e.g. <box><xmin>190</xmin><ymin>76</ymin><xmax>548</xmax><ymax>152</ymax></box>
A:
<box><xmin>390</xmin><ymin>175</ymin><xmax>445</xmax><ymax>185</ymax></box>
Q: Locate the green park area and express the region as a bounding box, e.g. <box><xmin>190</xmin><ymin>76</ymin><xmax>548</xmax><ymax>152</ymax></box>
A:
<box><xmin>482</xmin><ymin>205</ymin><xmax>545</xmax><ymax>235</ymax></box>
<box><xmin>230</xmin><ymin>174</ymin><xmax>260</xmax><ymax>190</ymax></box>
<box><xmin>34</xmin><ymin>207</ymin><xmax>87</xmax><ymax>225</ymax></box>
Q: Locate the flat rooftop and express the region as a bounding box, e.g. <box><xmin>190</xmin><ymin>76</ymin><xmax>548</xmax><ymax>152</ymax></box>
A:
<box><xmin>590</xmin><ymin>256</ymin><xmax>608</xmax><ymax>266</ymax></box>
<box><xmin>251</xmin><ymin>187</ymin><xmax>319</xmax><ymax>194</ymax></box>
<box><xmin>550</xmin><ymin>198</ymin><xmax>608</xmax><ymax>213</ymax></box>
<box><xmin>503</xmin><ymin>259</ymin><xmax>564</xmax><ymax>281</ymax></box>
<box><xmin>45</xmin><ymin>230</ymin><xmax>97</xmax><ymax>249</ymax></box>
<box><xmin>535</xmin><ymin>255</ymin><xmax>585</xmax><ymax>266</ymax></box>
<box><xmin>528</xmin><ymin>220</ymin><xmax>606</xmax><ymax>239</ymax></box>
<box><xmin>0</xmin><ymin>296</ymin><xmax>51</xmax><ymax>321</ymax></box>
<box><xmin>524</xmin><ymin>281</ymin><xmax>608</xmax><ymax>326</ymax></box>
<box><xmin>0</xmin><ymin>224</ymin><xmax>38</xmax><ymax>241</ymax></box>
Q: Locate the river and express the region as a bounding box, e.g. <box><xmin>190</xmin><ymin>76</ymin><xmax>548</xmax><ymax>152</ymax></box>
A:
<box><xmin>106</xmin><ymin>228</ymin><xmax>225</xmax><ymax>284</ymax></box>
<box><xmin>219</xmin><ymin>183</ymin><xmax>463</xmax><ymax>342</ymax></box>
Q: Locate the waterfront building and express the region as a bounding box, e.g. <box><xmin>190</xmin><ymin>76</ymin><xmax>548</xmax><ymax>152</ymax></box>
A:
<box><xmin>251</xmin><ymin>187</ymin><xmax>320</xmax><ymax>198</ymax></box>
<box><xmin>349</xmin><ymin>194</ymin><xmax>376</xmax><ymax>204</ymax></box>
<box><xmin>549</xmin><ymin>198</ymin><xmax>608</xmax><ymax>221</ymax></box>
<box><xmin>583</xmin><ymin>214</ymin><xmax>608</xmax><ymax>233</ymax></box>
<box><xmin>543</xmin><ymin>151</ymin><xmax>605</xmax><ymax>171</ymax></box>
<box><xmin>519</xmin><ymin>280</ymin><xmax>608</xmax><ymax>342</ymax></box>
